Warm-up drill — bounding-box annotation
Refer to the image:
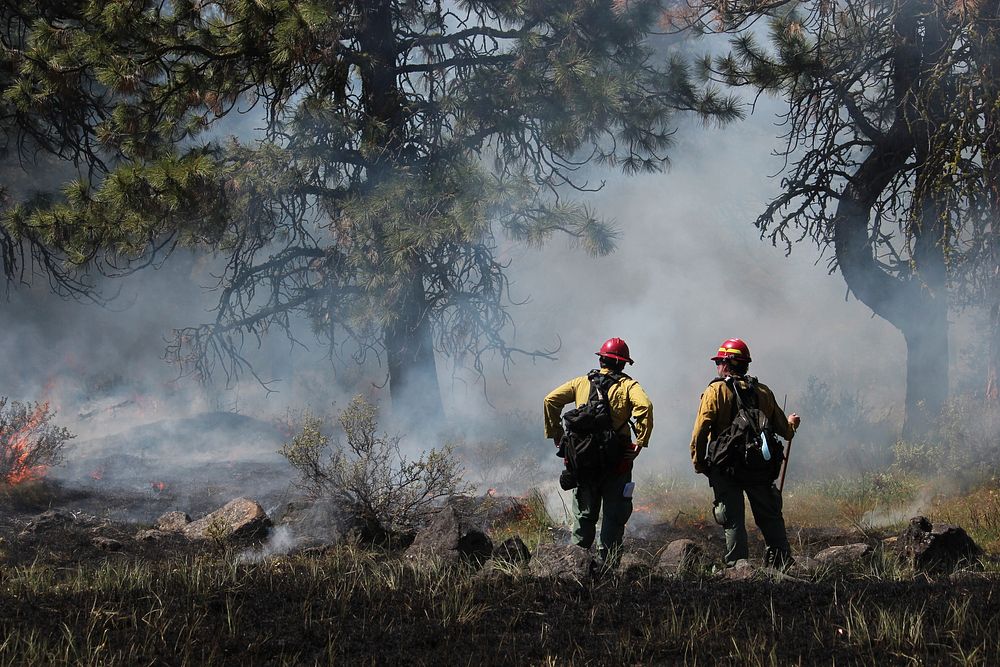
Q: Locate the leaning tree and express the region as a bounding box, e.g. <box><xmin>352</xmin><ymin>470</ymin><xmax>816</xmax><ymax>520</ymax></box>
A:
<box><xmin>12</xmin><ymin>0</ymin><xmax>739</xmax><ymax>418</ymax></box>
<box><xmin>674</xmin><ymin>0</ymin><xmax>1000</xmax><ymax>437</ymax></box>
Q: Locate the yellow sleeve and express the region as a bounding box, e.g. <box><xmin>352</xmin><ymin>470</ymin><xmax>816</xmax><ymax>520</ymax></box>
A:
<box><xmin>543</xmin><ymin>379</ymin><xmax>581</xmax><ymax>440</ymax></box>
<box><xmin>627</xmin><ymin>383</ymin><xmax>653</xmax><ymax>447</ymax></box>
<box><xmin>689</xmin><ymin>387</ymin><xmax>719</xmax><ymax>470</ymax></box>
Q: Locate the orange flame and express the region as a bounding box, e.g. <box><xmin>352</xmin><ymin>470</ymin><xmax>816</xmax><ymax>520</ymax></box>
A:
<box><xmin>4</xmin><ymin>402</ymin><xmax>50</xmax><ymax>485</ymax></box>
<box><xmin>151</xmin><ymin>481</ymin><xmax>167</xmax><ymax>493</ymax></box>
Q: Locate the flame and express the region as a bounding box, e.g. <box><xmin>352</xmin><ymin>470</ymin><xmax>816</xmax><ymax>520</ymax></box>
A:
<box><xmin>151</xmin><ymin>481</ymin><xmax>167</xmax><ymax>493</ymax></box>
<box><xmin>633</xmin><ymin>504</ymin><xmax>655</xmax><ymax>514</ymax></box>
<box><xmin>4</xmin><ymin>402</ymin><xmax>50</xmax><ymax>485</ymax></box>
<box><xmin>90</xmin><ymin>466</ymin><xmax>105</xmax><ymax>481</ymax></box>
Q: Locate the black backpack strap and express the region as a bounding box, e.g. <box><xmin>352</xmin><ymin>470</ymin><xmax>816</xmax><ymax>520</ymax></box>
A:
<box><xmin>591</xmin><ymin>369</ymin><xmax>632</xmax><ymax>438</ymax></box>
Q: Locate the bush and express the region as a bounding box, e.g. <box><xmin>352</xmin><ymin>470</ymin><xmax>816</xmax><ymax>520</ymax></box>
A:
<box><xmin>0</xmin><ymin>399</ymin><xmax>73</xmax><ymax>484</ymax></box>
<box><xmin>790</xmin><ymin>376</ymin><xmax>896</xmax><ymax>477</ymax></box>
<box><xmin>280</xmin><ymin>395</ymin><xmax>471</xmax><ymax>531</ymax></box>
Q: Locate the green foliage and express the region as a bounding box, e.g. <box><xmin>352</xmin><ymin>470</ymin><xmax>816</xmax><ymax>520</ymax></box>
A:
<box><xmin>890</xmin><ymin>392</ymin><xmax>1000</xmax><ymax>480</ymax></box>
<box><xmin>4</xmin><ymin>0</ymin><xmax>742</xmax><ymax>401</ymax></box>
<box><xmin>789</xmin><ymin>376</ymin><xmax>896</xmax><ymax>476</ymax></box>
<box><xmin>280</xmin><ymin>395</ymin><xmax>471</xmax><ymax>531</ymax></box>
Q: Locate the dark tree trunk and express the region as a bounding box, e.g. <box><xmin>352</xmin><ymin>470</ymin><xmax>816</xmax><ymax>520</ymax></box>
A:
<box><xmin>358</xmin><ymin>1</ymin><xmax>444</xmax><ymax>420</ymax></box>
<box><xmin>384</xmin><ymin>269</ymin><xmax>443</xmax><ymax>420</ymax></box>
<box><xmin>832</xmin><ymin>0</ymin><xmax>951</xmax><ymax>439</ymax></box>
<box><xmin>976</xmin><ymin>0</ymin><xmax>1000</xmax><ymax>402</ymax></box>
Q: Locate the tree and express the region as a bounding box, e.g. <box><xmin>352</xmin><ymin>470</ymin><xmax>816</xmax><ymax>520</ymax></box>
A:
<box><xmin>677</xmin><ymin>0</ymin><xmax>999</xmax><ymax>437</ymax></box>
<box><xmin>0</xmin><ymin>1</ymin><xmax>116</xmax><ymax>299</ymax></box>
<box><xmin>13</xmin><ymin>0</ymin><xmax>739</xmax><ymax>418</ymax></box>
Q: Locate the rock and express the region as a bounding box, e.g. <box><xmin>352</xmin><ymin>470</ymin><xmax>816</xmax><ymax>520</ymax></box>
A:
<box><xmin>616</xmin><ymin>552</ymin><xmax>649</xmax><ymax>579</ymax></box>
<box><xmin>814</xmin><ymin>543</ymin><xmax>872</xmax><ymax>566</ymax></box>
<box><xmin>655</xmin><ymin>539</ymin><xmax>705</xmax><ymax>575</ymax></box>
<box><xmin>406</xmin><ymin>505</ymin><xmax>493</xmax><ymax>565</ymax></box>
<box><xmin>895</xmin><ymin>516</ymin><xmax>982</xmax><ymax>572</ymax></box>
<box><xmin>91</xmin><ymin>536</ymin><xmax>123</xmax><ymax>551</ymax></box>
<box><xmin>788</xmin><ymin>556</ymin><xmax>822</xmax><ymax>577</ymax></box>
<box><xmin>528</xmin><ymin>544</ymin><xmax>594</xmax><ymax>583</ymax></box>
<box><xmin>135</xmin><ymin>529</ymin><xmax>168</xmax><ymax>542</ymax></box>
<box><xmin>492</xmin><ymin>537</ymin><xmax>531</xmax><ymax>566</ymax></box>
<box><xmin>155</xmin><ymin>511</ymin><xmax>192</xmax><ymax>533</ymax></box>
<box><xmin>183</xmin><ymin>498</ymin><xmax>271</xmax><ymax>542</ymax></box>
<box><xmin>722</xmin><ymin>559</ymin><xmax>758</xmax><ymax>581</ymax></box>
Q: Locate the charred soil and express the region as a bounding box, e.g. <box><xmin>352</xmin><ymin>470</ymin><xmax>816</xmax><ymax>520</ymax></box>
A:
<box><xmin>0</xmin><ymin>486</ymin><xmax>998</xmax><ymax>665</ymax></box>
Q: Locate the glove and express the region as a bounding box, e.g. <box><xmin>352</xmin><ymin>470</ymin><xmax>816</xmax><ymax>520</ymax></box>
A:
<box><xmin>553</xmin><ymin>436</ymin><xmax>565</xmax><ymax>458</ymax></box>
<box><xmin>694</xmin><ymin>460</ymin><xmax>709</xmax><ymax>475</ymax></box>
<box><xmin>614</xmin><ymin>444</ymin><xmax>641</xmax><ymax>475</ymax></box>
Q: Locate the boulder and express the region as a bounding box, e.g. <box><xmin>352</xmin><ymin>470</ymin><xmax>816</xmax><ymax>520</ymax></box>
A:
<box><xmin>616</xmin><ymin>552</ymin><xmax>649</xmax><ymax>579</ymax></box>
<box><xmin>492</xmin><ymin>536</ymin><xmax>531</xmax><ymax>566</ymax></box>
<box><xmin>91</xmin><ymin>536</ymin><xmax>123</xmax><ymax>551</ymax></box>
<box><xmin>528</xmin><ymin>544</ymin><xmax>594</xmax><ymax>583</ymax></box>
<box><xmin>655</xmin><ymin>539</ymin><xmax>705</xmax><ymax>575</ymax></box>
<box><xmin>721</xmin><ymin>559</ymin><xmax>758</xmax><ymax>581</ymax></box>
<box><xmin>895</xmin><ymin>516</ymin><xmax>982</xmax><ymax>572</ymax></box>
<box><xmin>134</xmin><ymin>529</ymin><xmax>169</xmax><ymax>542</ymax></box>
<box><xmin>813</xmin><ymin>543</ymin><xmax>872</xmax><ymax>566</ymax></box>
<box><xmin>155</xmin><ymin>511</ymin><xmax>192</xmax><ymax>533</ymax></box>
<box><xmin>183</xmin><ymin>498</ymin><xmax>271</xmax><ymax>542</ymax></box>
<box><xmin>406</xmin><ymin>505</ymin><xmax>493</xmax><ymax>565</ymax></box>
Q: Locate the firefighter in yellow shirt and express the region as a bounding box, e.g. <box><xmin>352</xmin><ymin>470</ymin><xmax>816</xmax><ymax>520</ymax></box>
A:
<box><xmin>543</xmin><ymin>338</ymin><xmax>653</xmax><ymax>566</ymax></box>
<box><xmin>690</xmin><ymin>338</ymin><xmax>801</xmax><ymax>569</ymax></box>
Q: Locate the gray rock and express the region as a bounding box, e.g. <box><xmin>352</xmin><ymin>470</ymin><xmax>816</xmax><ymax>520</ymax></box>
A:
<box><xmin>492</xmin><ymin>536</ymin><xmax>531</xmax><ymax>566</ymax></box>
<box><xmin>91</xmin><ymin>536</ymin><xmax>123</xmax><ymax>551</ymax></box>
<box><xmin>814</xmin><ymin>543</ymin><xmax>872</xmax><ymax>566</ymax></box>
<box><xmin>529</xmin><ymin>544</ymin><xmax>594</xmax><ymax>583</ymax></box>
<box><xmin>617</xmin><ymin>552</ymin><xmax>649</xmax><ymax>578</ymax></box>
<box><xmin>134</xmin><ymin>529</ymin><xmax>168</xmax><ymax>542</ymax></box>
<box><xmin>183</xmin><ymin>498</ymin><xmax>271</xmax><ymax>542</ymax></box>
<box><xmin>722</xmin><ymin>559</ymin><xmax>759</xmax><ymax>581</ymax></box>
<box><xmin>155</xmin><ymin>511</ymin><xmax>192</xmax><ymax>533</ymax></box>
<box><xmin>655</xmin><ymin>539</ymin><xmax>705</xmax><ymax>575</ymax></box>
<box><xmin>895</xmin><ymin>516</ymin><xmax>982</xmax><ymax>572</ymax></box>
<box><xmin>406</xmin><ymin>505</ymin><xmax>493</xmax><ymax>565</ymax></box>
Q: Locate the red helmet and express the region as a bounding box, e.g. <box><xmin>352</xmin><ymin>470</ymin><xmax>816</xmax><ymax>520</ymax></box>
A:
<box><xmin>596</xmin><ymin>337</ymin><xmax>634</xmax><ymax>364</ymax></box>
<box><xmin>711</xmin><ymin>338</ymin><xmax>751</xmax><ymax>363</ymax></box>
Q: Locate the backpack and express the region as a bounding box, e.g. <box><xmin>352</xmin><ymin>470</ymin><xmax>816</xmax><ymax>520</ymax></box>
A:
<box><xmin>560</xmin><ymin>370</ymin><xmax>630</xmax><ymax>485</ymax></box>
<box><xmin>705</xmin><ymin>375</ymin><xmax>785</xmax><ymax>481</ymax></box>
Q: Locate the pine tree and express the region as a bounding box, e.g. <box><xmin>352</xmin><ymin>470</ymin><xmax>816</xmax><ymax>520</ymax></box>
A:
<box><xmin>683</xmin><ymin>0</ymin><xmax>1000</xmax><ymax>437</ymax></box>
<box><xmin>13</xmin><ymin>0</ymin><xmax>739</xmax><ymax>416</ymax></box>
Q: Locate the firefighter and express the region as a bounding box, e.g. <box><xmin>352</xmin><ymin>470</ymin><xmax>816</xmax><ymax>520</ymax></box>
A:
<box><xmin>543</xmin><ymin>337</ymin><xmax>653</xmax><ymax>566</ymax></box>
<box><xmin>689</xmin><ymin>338</ymin><xmax>801</xmax><ymax>569</ymax></box>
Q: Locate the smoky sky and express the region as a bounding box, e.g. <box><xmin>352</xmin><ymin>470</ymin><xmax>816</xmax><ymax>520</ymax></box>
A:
<box><xmin>0</xmin><ymin>68</ymin><xmax>978</xmax><ymax>488</ymax></box>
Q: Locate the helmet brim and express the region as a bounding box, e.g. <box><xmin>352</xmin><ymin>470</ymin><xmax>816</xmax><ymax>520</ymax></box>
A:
<box><xmin>597</xmin><ymin>352</ymin><xmax>634</xmax><ymax>365</ymax></box>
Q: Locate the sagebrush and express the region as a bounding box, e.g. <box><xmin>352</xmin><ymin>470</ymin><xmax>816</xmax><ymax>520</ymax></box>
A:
<box><xmin>280</xmin><ymin>395</ymin><xmax>470</xmax><ymax>531</ymax></box>
<box><xmin>0</xmin><ymin>399</ymin><xmax>73</xmax><ymax>484</ymax></box>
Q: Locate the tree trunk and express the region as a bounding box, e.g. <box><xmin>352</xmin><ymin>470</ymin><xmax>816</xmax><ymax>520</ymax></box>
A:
<box><xmin>832</xmin><ymin>0</ymin><xmax>950</xmax><ymax>439</ymax></box>
<box><xmin>384</xmin><ymin>268</ymin><xmax>443</xmax><ymax>420</ymax></box>
<box><xmin>359</xmin><ymin>0</ymin><xmax>444</xmax><ymax>420</ymax></box>
<box><xmin>976</xmin><ymin>0</ymin><xmax>1000</xmax><ymax>402</ymax></box>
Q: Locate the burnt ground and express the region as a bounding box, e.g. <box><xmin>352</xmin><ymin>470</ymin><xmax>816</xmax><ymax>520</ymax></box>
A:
<box><xmin>0</xmin><ymin>482</ymin><xmax>998</xmax><ymax>665</ymax></box>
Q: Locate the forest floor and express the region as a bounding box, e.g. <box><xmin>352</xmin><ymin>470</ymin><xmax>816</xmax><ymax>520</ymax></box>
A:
<box><xmin>0</xmin><ymin>477</ymin><xmax>997</xmax><ymax>666</ymax></box>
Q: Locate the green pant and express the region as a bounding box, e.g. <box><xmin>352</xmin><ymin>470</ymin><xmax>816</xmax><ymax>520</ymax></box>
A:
<box><xmin>572</xmin><ymin>470</ymin><xmax>632</xmax><ymax>563</ymax></box>
<box><xmin>709</xmin><ymin>470</ymin><xmax>791</xmax><ymax>567</ymax></box>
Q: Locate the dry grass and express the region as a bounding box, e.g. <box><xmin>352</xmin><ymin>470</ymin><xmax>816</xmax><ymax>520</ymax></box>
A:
<box><xmin>0</xmin><ymin>545</ymin><xmax>998</xmax><ymax>666</ymax></box>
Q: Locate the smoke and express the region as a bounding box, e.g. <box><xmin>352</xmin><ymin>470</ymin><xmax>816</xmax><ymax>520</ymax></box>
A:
<box><xmin>0</xmin><ymin>41</ymin><xmax>975</xmax><ymax>512</ymax></box>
